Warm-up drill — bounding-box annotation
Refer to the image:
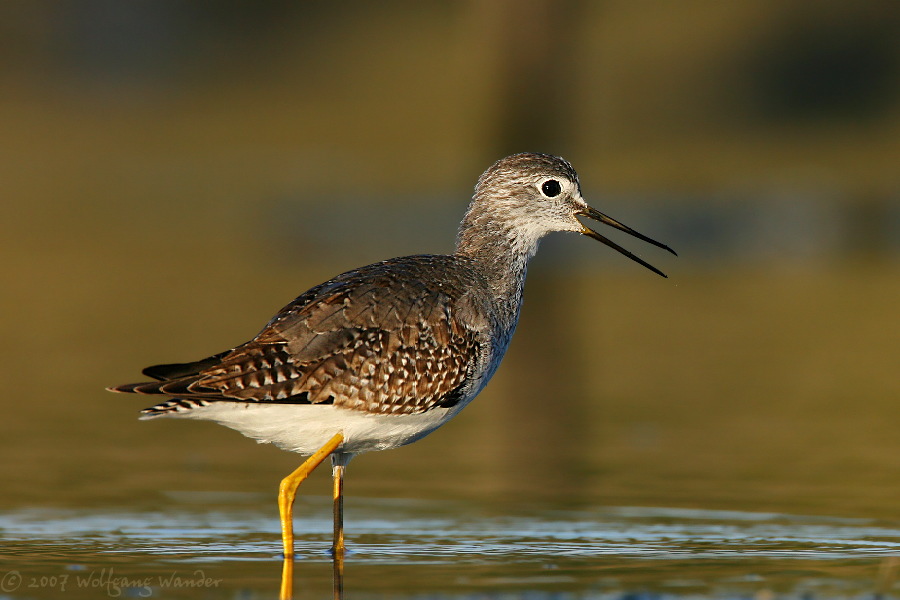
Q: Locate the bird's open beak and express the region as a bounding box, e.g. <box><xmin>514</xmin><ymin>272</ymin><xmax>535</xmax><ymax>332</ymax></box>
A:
<box><xmin>577</xmin><ymin>205</ymin><xmax>677</xmax><ymax>278</ymax></box>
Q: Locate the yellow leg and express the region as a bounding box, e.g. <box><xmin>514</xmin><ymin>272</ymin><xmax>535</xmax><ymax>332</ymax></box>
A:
<box><xmin>331</xmin><ymin>456</ymin><xmax>347</xmax><ymax>555</ymax></box>
<box><xmin>278</xmin><ymin>432</ymin><xmax>344</xmax><ymax>559</ymax></box>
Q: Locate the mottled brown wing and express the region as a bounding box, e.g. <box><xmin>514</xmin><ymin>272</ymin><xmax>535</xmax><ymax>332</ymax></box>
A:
<box><xmin>171</xmin><ymin>264</ymin><xmax>481</xmax><ymax>415</ymax></box>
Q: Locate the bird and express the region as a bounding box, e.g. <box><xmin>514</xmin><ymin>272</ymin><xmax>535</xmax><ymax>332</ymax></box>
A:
<box><xmin>108</xmin><ymin>152</ymin><xmax>675</xmax><ymax>559</ymax></box>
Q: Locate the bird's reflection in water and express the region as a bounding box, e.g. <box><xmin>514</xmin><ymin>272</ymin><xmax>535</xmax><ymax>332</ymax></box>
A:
<box><xmin>332</xmin><ymin>553</ymin><xmax>345</xmax><ymax>599</ymax></box>
<box><xmin>280</xmin><ymin>554</ymin><xmax>344</xmax><ymax>600</ymax></box>
<box><xmin>280</xmin><ymin>558</ymin><xmax>292</xmax><ymax>600</ymax></box>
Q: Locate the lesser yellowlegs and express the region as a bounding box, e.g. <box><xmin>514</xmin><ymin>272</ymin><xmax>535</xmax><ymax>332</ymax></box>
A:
<box><xmin>109</xmin><ymin>153</ymin><xmax>675</xmax><ymax>558</ymax></box>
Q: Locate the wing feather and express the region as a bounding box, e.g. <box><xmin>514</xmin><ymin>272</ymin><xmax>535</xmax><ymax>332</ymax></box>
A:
<box><xmin>110</xmin><ymin>256</ymin><xmax>490</xmax><ymax>415</ymax></box>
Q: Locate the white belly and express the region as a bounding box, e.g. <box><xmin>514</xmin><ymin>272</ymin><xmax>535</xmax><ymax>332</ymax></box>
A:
<box><xmin>148</xmin><ymin>402</ymin><xmax>461</xmax><ymax>455</ymax></box>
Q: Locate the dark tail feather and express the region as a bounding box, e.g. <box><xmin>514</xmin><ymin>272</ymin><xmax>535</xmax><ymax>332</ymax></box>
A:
<box><xmin>107</xmin><ymin>380</ymin><xmax>172</xmax><ymax>394</ymax></box>
<box><xmin>107</xmin><ymin>382</ymin><xmax>150</xmax><ymax>394</ymax></box>
<box><xmin>109</xmin><ymin>350</ymin><xmax>232</xmax><ymax>396</ymax></box>
<box><xmin>108</xmin><ymin>376</ymin><xmax>215</xmax><ymax>396</ymax></box>
<box><xmin>141</xmin><ymin>350</ymin><xmax>231</xmax><ymax>381</ymax></box>
<box><xmin>140</xmin><ymin>398</ymin><xmax>213</xmax><ymax>418</ymax></box>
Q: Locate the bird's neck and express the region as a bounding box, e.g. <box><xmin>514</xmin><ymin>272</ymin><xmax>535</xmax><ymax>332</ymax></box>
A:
<box><xmin>454</xmin><ymin>214</ymin><xmax>540</xmax><ymax>329</ymax></box>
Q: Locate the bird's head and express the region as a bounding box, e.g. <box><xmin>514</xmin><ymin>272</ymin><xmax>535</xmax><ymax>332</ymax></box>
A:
<box><xmin>459</xmin><ymin>153</ymin><xmax>676</xmax><ymax>277</ymax></box>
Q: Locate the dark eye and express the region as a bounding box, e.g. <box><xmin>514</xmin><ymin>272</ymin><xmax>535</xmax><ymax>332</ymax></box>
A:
<box><xmin>541</xmin><ymin>179</ymin><xmax>561</xmax><ymax>197</ymax></box>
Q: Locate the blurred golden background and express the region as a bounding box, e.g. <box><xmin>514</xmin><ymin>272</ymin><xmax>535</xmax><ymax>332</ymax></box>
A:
<box><xmin>2</xmin><ymin>1</ymin><xmax>899</xmax><ymax>520</ymax></box>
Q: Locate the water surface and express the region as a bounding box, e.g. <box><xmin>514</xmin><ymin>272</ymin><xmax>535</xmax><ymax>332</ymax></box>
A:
<box><xmin>3</xmin><ymin>497</ymin><xmax>900</xmax><ymax>599</ymax></box>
